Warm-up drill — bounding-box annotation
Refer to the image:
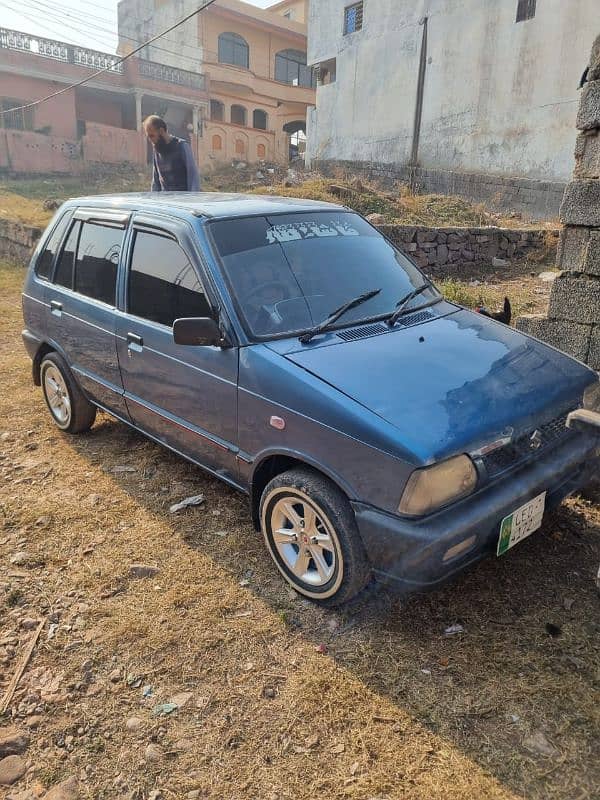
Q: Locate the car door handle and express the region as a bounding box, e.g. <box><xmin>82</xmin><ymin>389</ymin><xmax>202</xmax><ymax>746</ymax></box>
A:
<box><xmin>50</xmin><ymin>300</ymin><xmax>62</xmax><ymax>317</ymax></box>
<box><xmin>127</xmin><ymin>332</ymin><xmax>144</xmax><ymax>352</ymax></box>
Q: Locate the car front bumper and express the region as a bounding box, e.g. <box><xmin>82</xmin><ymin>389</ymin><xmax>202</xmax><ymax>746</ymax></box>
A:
<box><xmin>352</xmin><ymin>428</ymin><xmax>600</xmax><ymax>591</ymax></box>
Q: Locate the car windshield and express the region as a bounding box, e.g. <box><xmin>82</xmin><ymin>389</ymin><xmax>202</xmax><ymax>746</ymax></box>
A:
<box><xmin>209</xmin><ymin>211</ymin><xmax>440</xmax><ymax>339</ymax></box>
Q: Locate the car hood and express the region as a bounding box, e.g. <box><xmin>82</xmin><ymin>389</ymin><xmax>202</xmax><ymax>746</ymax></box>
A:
<box><xmin>273</xmin><ymin>308</ymin><xmax>595</xmax><ymax>463</ymax></box>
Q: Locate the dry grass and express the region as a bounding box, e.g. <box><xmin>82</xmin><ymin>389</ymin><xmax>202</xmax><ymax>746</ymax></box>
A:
<box><xmin>2</xmin><ymin>169</ymin><xmax>557</xmax><ymax>232</ymax></box>
<box><xmin>250</xmin><ymin>178</ymin><xmax>530</xmax><ymax>228</ymax></box>
<box><xmin>0</xmin><ymin>169</ymin><xmax>148</xmax><ymax>228</ymax></box>
<box><xmin>1</xmin><ymin>262</ymin><xmax>600</xmax><ymax>799</ymax></box>
<box><xmin>0</xmin><ymin>192</ymin><xmax>52</xmax><ymax>228</ymax></box>
<box><xmin>439</xmin><ymin>273</ymin><xmax>555</xmax><ymax>319</ymax></box>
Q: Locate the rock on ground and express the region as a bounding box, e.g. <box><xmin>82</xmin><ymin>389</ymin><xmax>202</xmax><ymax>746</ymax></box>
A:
<box><xmin>144</xmin><ymin>744</ymin><xmax>164</xmax><ymax>763</ymax></box>
<box><xmin>129</xmin><ymin>564</ymin><xmax>160</xmax><ymax>579</ymax></box>
<box><xmin>43</xmin><ymin>776</ymin><xmax>79</xmax><ymax>800</ymax></box>
<box><xmin>523</xmin><ymin>731</ymin><xmax>559</xmax><ymax>758</ymax></box>
<box><xmin>0</xmin><ymin>755</ymin><xmax>27</xmax><ymax>786</ymax></box>
<box><xmin>0</xmin><ymin>730</ymin><xmax>29</xmax><ymax>758</ymax></box>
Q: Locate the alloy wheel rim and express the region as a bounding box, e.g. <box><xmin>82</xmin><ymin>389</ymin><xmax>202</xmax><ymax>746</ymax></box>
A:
<box><xmin>44</xmin><ymin>365</ymin><xmax>71</xmax><ymax>426</ymax></box>
<box><xmin>270</xmin><ymin>495</ymin><xmax>337</xmax><ymax>587</ymax></box>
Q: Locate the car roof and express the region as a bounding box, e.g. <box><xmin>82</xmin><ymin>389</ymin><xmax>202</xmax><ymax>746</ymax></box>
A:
<box><xmin>64</xmin><ymin>192</ymin><xmax>346</xmax><ymax>220</ymax></box>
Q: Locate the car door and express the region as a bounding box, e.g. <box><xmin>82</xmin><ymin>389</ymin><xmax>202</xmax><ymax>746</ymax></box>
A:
<box><xmin>115</xmin><ymin>214</ymin><xmax>239</xmax><ymax>483</ymax></box>
<box><xmin>45</xmin><ymin>210</ymin><xmax>129</xmax><ymax>419</ymax></box>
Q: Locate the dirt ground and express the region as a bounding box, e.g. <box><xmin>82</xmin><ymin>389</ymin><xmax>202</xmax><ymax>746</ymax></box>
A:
<box><xmin>1</xmin><ymin>261</ymin><xmax>599</xmax><ymax>800</ymax></box>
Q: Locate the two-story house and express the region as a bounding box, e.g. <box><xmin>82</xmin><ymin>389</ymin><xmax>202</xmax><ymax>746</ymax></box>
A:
<box><xmin>118</xmin><ymin>0</ymin><xmax>315</xmax><ymax>167</ymax></box>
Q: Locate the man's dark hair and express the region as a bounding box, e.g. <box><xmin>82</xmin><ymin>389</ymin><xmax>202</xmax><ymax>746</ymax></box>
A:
<box><xmin>144</xmin><ymin>115</ymin><xmax>167</xmax><ymax>131</ymax></box>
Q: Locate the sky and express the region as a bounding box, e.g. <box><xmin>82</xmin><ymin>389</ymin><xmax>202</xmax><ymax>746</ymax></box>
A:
<box><xmin>2</xmin><ymin>0</ymin><xmax>275</xmax><ymax>53</ymax></box>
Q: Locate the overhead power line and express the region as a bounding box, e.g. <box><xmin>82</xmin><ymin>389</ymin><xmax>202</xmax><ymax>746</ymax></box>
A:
<box><xmin>17</xmin><ymin>0</ymin><xmax>204</xmax><ymax>68</ymax></box>
<box><xmin>0</xmin><ymin>0</ymin><xmax>217</xmax><ymax>116</ymax></box>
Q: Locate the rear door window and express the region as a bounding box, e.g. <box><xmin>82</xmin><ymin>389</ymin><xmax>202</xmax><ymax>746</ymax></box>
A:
<box><xmin>35</xmin><ymin>211</ymin><xmax>73</xmax><ymax>280</ymax></box>
<box><xmin>127</xmin><ymin>230</ymin><xmax>211</xmax><ymax>327</ymax></box>
<box><xmin>73</xmin><ymin>222</ymin><xmax>123</xmax><ymax>306</ymax></box>
<box><xmin>54</xmin><ymin>221</ymin><xmax>81</xmax><ymax>289</ymax></box>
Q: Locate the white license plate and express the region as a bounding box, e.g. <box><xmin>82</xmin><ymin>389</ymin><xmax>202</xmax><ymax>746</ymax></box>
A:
<box><xmin>497</xmin><ymin>492</ymin><xmax>546</xmax><ymax>556</ymax></box>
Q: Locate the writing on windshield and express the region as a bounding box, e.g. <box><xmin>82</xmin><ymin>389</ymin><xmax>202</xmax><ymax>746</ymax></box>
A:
<box><xmin>266</xmin><ymin>220</ymin><xmax>360</xmax><ymax>244</ymax></box>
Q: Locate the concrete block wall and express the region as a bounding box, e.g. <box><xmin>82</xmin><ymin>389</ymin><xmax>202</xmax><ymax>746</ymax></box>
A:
<box><xmin>517</xmin><ymin>35</ymin><xmax>600</xmax><ymax>368</ymax></box>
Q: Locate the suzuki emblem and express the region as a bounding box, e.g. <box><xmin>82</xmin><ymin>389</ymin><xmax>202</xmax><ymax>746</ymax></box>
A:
<box><xmin>529</xmin><ymin>430</ymin><xmax>543</xmax><ymax>450</ymax></box>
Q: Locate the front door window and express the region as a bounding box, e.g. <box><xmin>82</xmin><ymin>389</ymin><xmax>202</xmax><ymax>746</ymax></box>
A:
<box><xmin>128</xmin><ymin>231</ymin><xmax>211</xmax><ymax>326</ymax></box>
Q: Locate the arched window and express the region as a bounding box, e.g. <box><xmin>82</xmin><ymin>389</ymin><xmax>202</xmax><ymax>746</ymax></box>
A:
<box><xmin>212</xmin><ymin>134</ymin><xmax>222</xmax><ymax>151</ymax></box>
<box><xmin>235</xmin><ymin>139</ymin><xmax>245</xmax><ymax>155</ymax></box>
<box><xmin>210</xmin><ymin>100</ymin><xmax>224</xmax><ymax>121</ymax></box>
<box><xmin>253</xmin><ymin>109</ymin><xmax>268</xmax><ymax>130</ymax></box>
<box><xmin>231</xmin><ymin>105</ymin><xmax>247</xmax><ymax>126</ymax></box>
<box><xmin>218</xmin><ymin>32</ymin><xmax>249</xmax><ymax>69</ymax></box>
<box><xmin>275</xmin><ymin>49</ymin><xmax>314</xmax><ymax>87</ymax></box>
<box><xmin>257</xmin><ymin>143</ymin><xmax>266</xmax><ymax>159</ymax></box>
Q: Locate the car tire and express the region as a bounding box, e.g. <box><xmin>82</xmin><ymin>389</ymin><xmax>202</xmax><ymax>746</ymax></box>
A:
<box><xmin>40</xmin><ymin>352</ymin><xmax>96</xmax><ymax>434</ymax></box>
<box><xmin>260</xmin><ymin>468</ymin><xmax>371</xmax><ymax>606</ymax></box>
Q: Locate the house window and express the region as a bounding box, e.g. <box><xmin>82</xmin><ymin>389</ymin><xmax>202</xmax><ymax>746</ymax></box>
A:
<box><xmin>257</xmin><ymin>143</ymin><xmax>266</xmax><ymax>159</ymax></box>
<box><xmin>218</xmin><ymin>32</ymin><xmax>249</xmax><ymax>69</ymax></box>
<box><xmin>275</xmin><ymin>49</ymin><xmax>315</xmax><ymax>88</ymax></box>
<box><xmin>315</xmin><ymin>58</ymin><xmax>337</xmax><ymax>86</ymax></box>
<box><xmin>235</xmin><ymin>139</ymin><xmax>245</xmax><ymax>155</ymax></box>
<box><xmin>516</xmin><ymin>0</ymin><xmax>536</xmax><ymax>22</ymax></box>
<box><xmin>0</xmin><ymin>98</ymin><xmax>34</xmax><ymax>131</ymax></box>
<box><xmin>212</xmin><ymin>134</ymin><xmax>222</xmax><ymax>151</ymax></box>
<box><xmin>231</xmin><ymin>105</ymin><xmax>247</xmax><ymax>126</ymax></box>
<box><xmin>210</xmin><ymin>100</ymin><xmax>224</xmax><ymax>121</ymax></box>
<box><xmin>284</xmin><ymin>9</ymin><xmax>294</xmax><ymax>19</ymax></box>
<box><xmin>344</xmin><ymin>2</ymin><xmax>363</xmax><ymax>34</ymax></box>
<box><xmin>253</xmin><ymin>109</ymin><xmax>268</xmax><ymax>130</ymax></box>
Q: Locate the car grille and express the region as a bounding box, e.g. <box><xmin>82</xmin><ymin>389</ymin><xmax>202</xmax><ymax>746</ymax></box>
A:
<box><xmin>481</xmin><ymin>409</ymin><xmax>576</xmax><ymax>480</ymax></box>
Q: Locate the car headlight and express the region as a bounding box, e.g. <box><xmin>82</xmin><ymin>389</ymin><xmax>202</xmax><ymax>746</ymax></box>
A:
<box><xmin>398</xmin><ymin>455</ymin><xmax>478</xmax><ymax>516</ymax></box>
<box><xmin>583</xmin><ymin>380</ymin><xmax>600</xmax><ymax>412</ymax></box>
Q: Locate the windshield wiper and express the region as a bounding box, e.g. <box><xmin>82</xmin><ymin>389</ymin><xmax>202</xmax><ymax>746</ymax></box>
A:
<box><xmin>387</xmin><ymin>280</ymin><xmax>434</xmax><ymax>327</ymax></box>
<box><xmin>299</xmin><ymin>289</ymin><xmax>382</xmax><ymax>344</ymax></box>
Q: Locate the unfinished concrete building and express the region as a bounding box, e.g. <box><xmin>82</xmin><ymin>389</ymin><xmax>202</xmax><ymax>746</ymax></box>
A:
<box><xmin>307</xmin><ymin>0</ymin><xmax>598</xmax><ymax>218</ymax></box>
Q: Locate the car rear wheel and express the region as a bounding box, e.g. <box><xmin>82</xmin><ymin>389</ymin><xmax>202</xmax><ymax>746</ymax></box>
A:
<box><xmin>40</xmin><ymin>353</ymin><xmax>96</xmax><ymax>434</ymax></box>
<box><xmin>260</xmin><ymin>468</ymin><xmax>371</xmax><ymax>606</ymax></box>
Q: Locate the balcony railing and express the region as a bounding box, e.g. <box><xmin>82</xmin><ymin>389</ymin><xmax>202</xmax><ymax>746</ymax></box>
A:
<box><xmin>138</xmin><ymin>59</ymin><xmax>205</xmax><ymax>91</ymax></box>
<box><xmin>0</xmin><ymin>27</ymin><xmax>123</xmax><ymax>72</ymax></box>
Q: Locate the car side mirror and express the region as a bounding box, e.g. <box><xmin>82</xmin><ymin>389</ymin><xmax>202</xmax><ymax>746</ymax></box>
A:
<box><xmin>173</xmin><ymin>317</ymin><xmax>226</xmax><ymax>347</ymax></box>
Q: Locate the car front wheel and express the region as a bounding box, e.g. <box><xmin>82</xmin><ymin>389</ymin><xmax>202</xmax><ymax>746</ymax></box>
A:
<box><xmin>260</xmin><ymin>468</ymin><xmax>371</xmax><ymax>606</ymax></box>
<box><xmin>40</xmin><ymin>353</ymin><xmax>96</xmax><ymax>434</ymax></box>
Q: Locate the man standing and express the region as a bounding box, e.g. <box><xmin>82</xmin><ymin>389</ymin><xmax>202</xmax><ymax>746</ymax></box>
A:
<box><xmin>143</xmin><ymin>115</ymin><xmax>201</xmax><ymax>192</ymax></box>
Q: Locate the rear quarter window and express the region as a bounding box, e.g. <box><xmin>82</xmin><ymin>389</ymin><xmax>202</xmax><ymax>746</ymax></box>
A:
<box><xmin>54</xmin><ymin>221</ymin><xmax>81</xmax><ymax>289</ymax></box>
<box><xmin>34</xmin><ymin>211</ymin><xmax>73</xmax><ymax>280</ymax></box>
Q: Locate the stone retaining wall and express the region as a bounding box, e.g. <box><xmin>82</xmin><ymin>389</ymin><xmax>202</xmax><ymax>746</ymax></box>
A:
<box><xmin>1</xmin><ymin>217</ymin><xmax>551</xmax><ymax>277</ymax></box>
<box><xmin>516</xmin><ymin>35</ymin><xmax>600</xmax><ymax>370</ymax></box>
<box><xmin>377</xmin><ymin>225</ymin><xmax>552</xmax><ymax>274</ymax></box>
<box><xmin>0</xmin><ymin>219</ymin><xmax>42</xmax><ymax>265</ymax></box>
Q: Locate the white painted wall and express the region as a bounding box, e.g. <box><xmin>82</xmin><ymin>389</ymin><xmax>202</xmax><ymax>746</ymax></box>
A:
<box><xmin>307</xmin><ymin>0</ymin><xmax>598</xmax><ymax>183</ymax></box>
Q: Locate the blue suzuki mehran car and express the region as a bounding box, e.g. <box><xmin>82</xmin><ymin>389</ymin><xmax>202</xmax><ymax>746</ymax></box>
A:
<box><xmin>21</xmin><ymin>193</ymin><xmax>600</xmax><ymax>605</ymax></box>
